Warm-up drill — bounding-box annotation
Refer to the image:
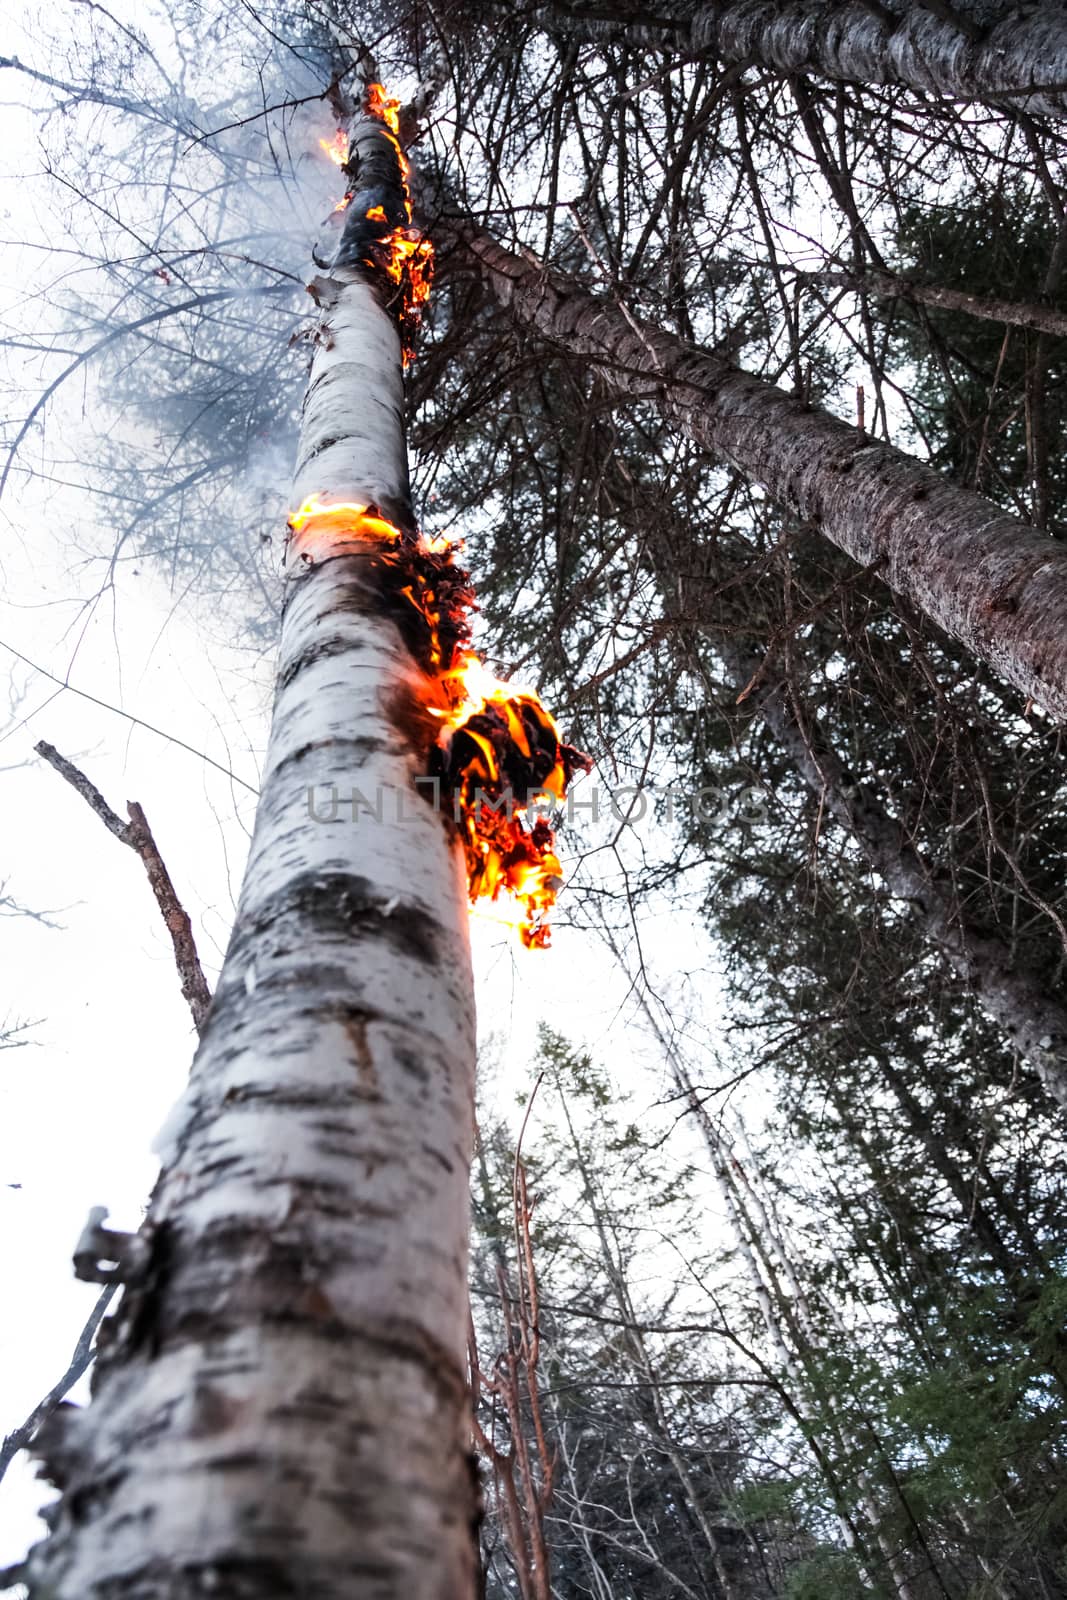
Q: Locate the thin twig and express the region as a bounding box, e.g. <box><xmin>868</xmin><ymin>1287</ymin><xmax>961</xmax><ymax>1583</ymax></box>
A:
<box><xmin>0</xmin><ymin>1282</ymin><xmax>118</xmax><ymax>1488</ymax></box>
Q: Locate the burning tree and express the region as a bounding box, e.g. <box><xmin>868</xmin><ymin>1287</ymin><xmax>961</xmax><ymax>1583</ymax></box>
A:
<box><xmin>5</xmin><ymin>2</ymin><xmax>1067</xmax><ymax>1596</ymax></box>
<box><xmin>18</xmin><ymin>70</ymin><xmax>585</xmax><ymax>1600</ymax></box>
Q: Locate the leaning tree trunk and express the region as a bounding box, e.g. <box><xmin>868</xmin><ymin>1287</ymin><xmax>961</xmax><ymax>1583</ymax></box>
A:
<box><xmin>24</xmin><ymin>97</ymin><xmax>481</xmax><ymax>1600</ymax></box>
<box><xmin>542</xmin><ymin>0</ymin><xmax>1067</xmax><ymax>122</ymax></box>
<box><xmin>794</xmin><ymin>268</ymin><xmax>1067</xmax><ymax>341</ymax></box>
<box><xmin>441</xmin><ymin>219</ymin><xmax>1067</xmax><ymax>721</ymax></box>
<box><xmin>719</xmin><ymin>642</ymin><xmax>1067</xmax><ymax>1110</ymax></box>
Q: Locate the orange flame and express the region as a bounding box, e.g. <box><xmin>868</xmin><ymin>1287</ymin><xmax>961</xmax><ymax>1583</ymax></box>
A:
<box><xmin>318</xmin><ymin>88</ymin><xmax>435</xmax><ymax>357</ymax></box>
<box><xmin>434</xmin><ymin>653</ymin><xmax>576</xmax><ymax>947</ymax></box>
<box><xmin>286</xmin><ymin>496</ymin><xmax>586</xmax><ymax>948</ymax></box>
<box><xmin>339</xmin><ymin>82</ymin><xmax>433</xmax><ymax>350</ymax></box>
<box><xmin>376</xmin><ymin>228</ymin><xmax>434</xmax><ymax>312</ymax></box>
<box><xmin>366</xmin><ymin>82</ymin><xmax>402</xmax><ymax>136</ymax></box>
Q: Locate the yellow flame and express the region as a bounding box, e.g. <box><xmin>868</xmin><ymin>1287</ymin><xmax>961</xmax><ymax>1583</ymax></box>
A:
<box><xmin>441</xmin><ymin>652</ymin><xmax>558</xmax><ymax>734</ymax></box>
<box><xmin>288</xmin><ymin>494</ymin><xmax>402</xmax><ymax>542</ymax></box>
<box><xmin>319</xmin><ymin>130</ymin><xmax>348</xmax><ymax>166</ymax></box>
<box><xmin>367</xmin><ymin>82</ymin><xmax>402</xmax><ymax>136</ymax></box>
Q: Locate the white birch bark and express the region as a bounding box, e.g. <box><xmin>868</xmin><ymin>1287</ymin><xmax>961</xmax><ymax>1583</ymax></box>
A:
<box><xmin>25</xmin><ymin>151</ymin><xmax>481</xmax><ymax>1600</ymax></box>
<box><xmin>546</xmin><ymin>1</ymin><xmax>1067</xmax><ymax>121</ymax></box>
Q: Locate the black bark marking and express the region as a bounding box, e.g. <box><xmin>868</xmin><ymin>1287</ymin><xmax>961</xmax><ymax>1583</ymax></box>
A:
<box><xmin>277</xmin><ymin>636</ymin><xmax>364</xmax><ymax>692</ymax></box>
<box><xmin>272</xmin><ymin>735</ymin><xmax>389</xmax><ymax>773</ymax></box>
<box><xmin>234</xmin><ymin>872</ymin><xmax>442</xmax><ymax>969</ymax></box>
<box><xmin>396</xmin><ymin>1044</ymin><xmax>431</xmax><ymax>1085</ymax></box>
<box><xmin>97</xmin><ymin>1556</ymin><xmax>304</xmax><ymax>1597</ymax></box>
<box><xmin>187</xmin><ymin>1383</ymin><xmax>240</xmax><ymax>1439</ymax></box>
<box><xmin>295</xmin><ymin>431</ymin><xmax>347</xmax><ymax>465</ymax></box>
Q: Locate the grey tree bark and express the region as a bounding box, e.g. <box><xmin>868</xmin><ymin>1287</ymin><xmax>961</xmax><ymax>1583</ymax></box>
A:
<box><xmin>720</xmin><ymin>640</ymin><xmax>1067</xmax><ymax>1110</ymax></box>
<box><xmin>440</xmin><ymin>220</ymin><xmax>1067</xmax><ymax>721</ymax></box>
<box><xmin>795</xmin><ymin>268</ymin><xmax>1067</xmax><ymax>340</ymax></box>
<box><xmin>543</xmin><ymin>1</ymin><xmax>1067</xmax><ymax>121</ymax></box>
<box><xmin>23</xmin><ymin>96</ymin><xmax>481</xmax><ymax>1600</ymax></box>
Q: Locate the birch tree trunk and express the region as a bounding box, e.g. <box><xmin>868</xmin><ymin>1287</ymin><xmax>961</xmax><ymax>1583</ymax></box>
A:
<box><xmin>442</xmin><ymin>220</ymin><xmax>1067</xmax><ymax>721</ymax></box>
<box><xmin>543</xmin><ymin>1</ymin><xmax>1067</xmax><ymax>121</ymax></box>
<box><xmin>25</xmin><ymin>102</ymin><xmax>481</xmax><ymax>1600</ymax></box>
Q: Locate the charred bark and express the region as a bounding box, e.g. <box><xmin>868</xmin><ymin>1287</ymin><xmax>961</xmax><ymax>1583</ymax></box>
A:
<box><xmin>542</xmin><ymin>1</ymin><xmax>1067</xmax><ymax>121</ymax></box>
<box><xmin>24</xmin><ymin>97</ymin><xmax>481</xmax><ymax>1600</ymax></box>
<box><xmin>441</xmin><ymin>220</ymin><xmax>1067</xmax><ymax>721</ymax></box>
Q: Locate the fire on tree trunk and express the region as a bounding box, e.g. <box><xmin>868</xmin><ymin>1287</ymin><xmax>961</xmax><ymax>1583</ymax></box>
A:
<box><xmin>21</xmin><ymin>83</ymin><xmax>585</xmax><ymax>1600</ymax></box>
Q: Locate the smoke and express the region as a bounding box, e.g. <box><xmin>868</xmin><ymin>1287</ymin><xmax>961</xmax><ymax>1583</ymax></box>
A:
<box><xmin>1</xmin><ymin>0</ymin><xmax>431</xmax><ymax>644</ymax></box>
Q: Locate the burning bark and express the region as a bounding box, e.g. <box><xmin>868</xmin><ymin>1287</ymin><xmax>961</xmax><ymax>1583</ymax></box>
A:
<box><xmin>303</xmin><ymin>93</ymin><xmax>589</xmax><ymax>949</ymax></box>
<box><xmin>22</xmin><ymin>82</ymin><xmax>584</xmax><ymax>1600</ymax></box>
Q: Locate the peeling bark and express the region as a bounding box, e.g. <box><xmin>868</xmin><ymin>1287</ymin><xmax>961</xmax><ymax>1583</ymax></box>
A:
<box><xmin>544</xmin><ymin>1</ymin><xmax>1067</xmax><ymax>121</ymax></box>
<box><xmin>445</xmin><ymin>221</ymin><xmax>1067</xmax><ymax>720</ymax></box>
<box><xmin>25</xmin><ymin>104</ymin><xmax>481</xmax><ymax>1600</ymax></box>
<box><xmin>721</xmin><ymin>642</ymin><xmax>1067</xmax><ymax>1110</ymax></box>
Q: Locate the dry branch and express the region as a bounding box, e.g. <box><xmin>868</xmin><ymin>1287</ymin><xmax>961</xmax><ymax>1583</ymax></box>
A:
<box><xmin>796</xmin><ymin>268</ymin><xmax>1067</xmax><ymax>340</ymax></box>
<box><xmin>35</xmin><ymin>741</ymin><xmax>212</xmax><ymax>1032</ymax></box>
<box><xmin>0</xmin><ymin>1282</ymin><xmax>117</xmax><ymax>1490</ymax></box>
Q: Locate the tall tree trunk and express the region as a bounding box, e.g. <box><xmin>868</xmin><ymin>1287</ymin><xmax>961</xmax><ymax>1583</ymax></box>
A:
<box><xmin>795</xmin><ymin>268</ymin><xmax>1067</xmax><ymax>341</ymax></box>
<box><xmin>439</xmin><ymin>218</ymin><xmax>1067</xmax><ymax>719</ymax></box>
<box><xmin>552</xmin><ymin>1083</ymin><xmax>740</xmax><ymax>1600</ymax></box>
<box><xmin>597</xmin><ymin>947</ymin><xmax>886</xmax><ymax>1581</ymax></box>
<box><xmin>718</xmin><ymin>640</ymin><xmax>1067</xmax><ymax>1110</ymax></box>
<box><xmin>24</xmin><ymin>96</ymin><xmax>481</xmax><ymax>1600</ymax></box>
<box><xmin>541</xmin><ymin>1</ymin><xmax>1067</xmax><ymax>121</ymax></box>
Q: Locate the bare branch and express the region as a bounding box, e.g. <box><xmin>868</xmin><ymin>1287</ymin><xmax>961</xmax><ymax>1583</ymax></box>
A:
<box><xmin>0</xmin><ymin>1282</ymin><xmax>118</xmax><ymax>1489</ymax></box>
<box><xmin>35</xmin><ymin>742</ymin><xmax>212</xmax><ymax>1032</ymax></box>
